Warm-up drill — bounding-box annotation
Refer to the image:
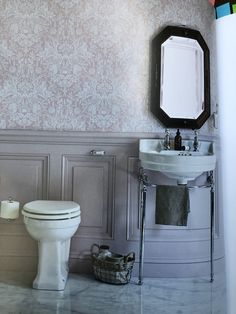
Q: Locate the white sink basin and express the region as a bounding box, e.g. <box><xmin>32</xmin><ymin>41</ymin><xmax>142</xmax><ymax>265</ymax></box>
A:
<box><xmin>139</xmin><ymin>139</ymin><xmax>216</xmax><ymax>184</ymax></box>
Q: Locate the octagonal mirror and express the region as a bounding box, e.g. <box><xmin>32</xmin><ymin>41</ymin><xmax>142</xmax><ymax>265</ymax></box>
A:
<box><xmin>151</xmin><ymin>26</ymin><xmax>210</xmax><ymax>129</ymax></box>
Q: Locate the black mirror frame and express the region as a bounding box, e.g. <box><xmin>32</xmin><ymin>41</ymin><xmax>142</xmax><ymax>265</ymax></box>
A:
<box><xmin>151</xmin><ymin>26</ymin><xmax>210</xmax><ymax>129</ymax></box>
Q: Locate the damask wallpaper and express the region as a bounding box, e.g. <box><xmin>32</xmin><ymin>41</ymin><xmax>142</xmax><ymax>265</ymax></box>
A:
<box><xmin>0</xmin><ymin>0</ymin><xmax>214</xmax><ymax>132</ymax></box>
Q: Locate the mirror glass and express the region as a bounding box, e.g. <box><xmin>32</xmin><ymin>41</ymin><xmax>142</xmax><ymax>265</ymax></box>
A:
<box><xmin>151</xmin><ymin>26</ymin><xmax>210</xmax><ymax>129</ymax></box>
<box><xmin>161</xmin><ymin>36</ymin><xmax>204</xmax><ymax>119</ymax></box>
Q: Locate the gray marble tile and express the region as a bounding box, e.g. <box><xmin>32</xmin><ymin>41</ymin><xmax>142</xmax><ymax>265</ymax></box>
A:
<box><xmin>0</xmin><ymin>272</ymin><xmax>226</xmax><ymax>314</ymax></box>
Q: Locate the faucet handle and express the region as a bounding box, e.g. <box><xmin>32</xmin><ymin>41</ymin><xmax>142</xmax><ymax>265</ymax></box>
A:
<box><xmin>164</xmin><ymin>129</ymin><xmax>171</xmax><ymax>150</ymax></box>
<box><xmin>193</xmin><ymin>130</ymin><xmax>199</xmax><ymax>151</ymax></box>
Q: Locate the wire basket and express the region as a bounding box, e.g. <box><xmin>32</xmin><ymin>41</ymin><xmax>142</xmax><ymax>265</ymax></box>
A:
<box><xmin>91</xmin><ymin>247</ymin><xmax>135</xmax><ymax>285</ymax></box>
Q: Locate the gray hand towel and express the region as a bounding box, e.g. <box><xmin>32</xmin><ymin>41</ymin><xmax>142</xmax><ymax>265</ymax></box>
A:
<box><xmin>155</xmin><ymin>185</ymin><xmax>190</xmax><ymax>226</ymax></box>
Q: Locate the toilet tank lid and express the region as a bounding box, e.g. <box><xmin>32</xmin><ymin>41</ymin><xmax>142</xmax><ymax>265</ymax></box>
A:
<box><xmin>23</xmin><ymin>200</ymin><xmax>80</xmax><ymax>215</ymax></box>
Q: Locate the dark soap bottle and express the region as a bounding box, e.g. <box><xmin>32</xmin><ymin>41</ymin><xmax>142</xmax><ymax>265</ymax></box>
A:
<box><xmin>174</xmin><ymin>129</ymin><xmax>182</xmax><ymax>150</ymax></box>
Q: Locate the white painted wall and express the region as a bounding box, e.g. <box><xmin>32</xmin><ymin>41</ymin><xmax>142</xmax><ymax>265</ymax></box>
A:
<box><xmin>216</xmin><ymin>14</ymin><xmax>236</xmax><ymax>314</ymax></box>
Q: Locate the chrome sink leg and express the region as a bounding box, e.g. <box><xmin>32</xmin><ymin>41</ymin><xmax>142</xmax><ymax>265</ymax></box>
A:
<box><xmin>138</xmin><ymin>168</ymin><xmax>148</xmax><ymax>285</ymax></box>
<box><xmin>209</xmin><ymin>171</ymin><xmax>215</xmax><ymax>282</ymax></box>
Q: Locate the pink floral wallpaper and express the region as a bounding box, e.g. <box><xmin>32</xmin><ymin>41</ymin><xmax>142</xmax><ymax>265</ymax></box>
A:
<box><xmin>0</xmin><ymin>0</ymin><xmax>214</xmax><ymax>132</ymax></box>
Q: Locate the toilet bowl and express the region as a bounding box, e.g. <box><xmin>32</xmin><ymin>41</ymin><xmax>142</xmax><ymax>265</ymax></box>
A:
<box><xmin>22</xmin><ymin>200</ymin><xmax>81</xmax><ymax>291</ymax></box>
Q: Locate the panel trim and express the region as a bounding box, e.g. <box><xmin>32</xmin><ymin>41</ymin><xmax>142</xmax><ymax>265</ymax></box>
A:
<box><xmin>61</xmin><ymin>154</ymin><xmax>116</xmax><ymax>240</ymax></box>
<box><xmin>0</xmin><ymin>153</ymin><xmax>49</xmax><ymax>200</ymax></box>
<box><xmin>0</xmin><ymin>129</ymin><xmax>218</xmax><ymax>145</ymax></box>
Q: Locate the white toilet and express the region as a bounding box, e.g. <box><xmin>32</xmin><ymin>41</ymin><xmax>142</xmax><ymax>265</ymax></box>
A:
<box><xmin>22</xmin><ymin>200</ymin><xmax>81</xmax><ymax>291</ymax></box>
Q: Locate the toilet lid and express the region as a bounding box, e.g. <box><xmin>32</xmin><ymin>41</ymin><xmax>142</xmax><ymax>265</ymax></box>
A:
<box><xmin>23</xmin><ymin>200</ymin><xmax>80</xmax><ymax>215</ymax></box>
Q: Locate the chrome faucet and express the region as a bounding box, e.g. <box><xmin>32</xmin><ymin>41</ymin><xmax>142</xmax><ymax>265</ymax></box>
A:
<box><xmin>193</xmin><ymin>130</ymin><xmax>199</xmax><ymax>151</ymax></box>
<box><xmin>163</xmin><ymin>129</ymin><xmax>171</xmax><ymax>150</ymax></box>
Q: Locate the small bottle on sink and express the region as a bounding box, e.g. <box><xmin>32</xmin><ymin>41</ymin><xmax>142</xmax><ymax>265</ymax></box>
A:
<box><xmin>174</xmin><ymin>129</ymin><xmax>182</xmax><ymax>151</ymax></box>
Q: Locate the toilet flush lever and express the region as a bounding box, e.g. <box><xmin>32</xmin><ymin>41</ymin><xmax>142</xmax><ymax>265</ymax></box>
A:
<box><xmin>90</xmin><ymin>150</ymin><xmax>106</xmax><ymax>156</ymax></box>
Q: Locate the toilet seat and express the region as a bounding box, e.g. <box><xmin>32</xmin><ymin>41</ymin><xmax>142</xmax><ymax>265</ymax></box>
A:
<box><xmin>22</xmin><ymin>200</ymin><xmax>81</xmax><ymax>220</ymax></box>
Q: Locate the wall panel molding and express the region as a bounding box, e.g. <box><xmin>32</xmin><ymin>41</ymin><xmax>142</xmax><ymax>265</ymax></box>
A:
<box><xmin>0</xmin><ymin>129</ymin><xmax>223</xmax><ymax>277</ymax></box>
<box><xmin>0</xmin><ymin>129</ymin><xmax>218</xmax><ymax>145</ymax></box>
<box><xmin>0</xmin><ymin>153</ymin><xmax>49</xmax><ymax>205</ymax></box>
<box><xmin>62</xmin><ymin>154</ymin><xmax>116</xmax><ymax>240</ymax></box>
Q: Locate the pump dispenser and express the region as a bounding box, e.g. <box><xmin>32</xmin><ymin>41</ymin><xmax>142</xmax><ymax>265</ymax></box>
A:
<box><xmin>174</xmin><ymin>129</ymin><xmax>182</xmax><ymax>150</ymax></box>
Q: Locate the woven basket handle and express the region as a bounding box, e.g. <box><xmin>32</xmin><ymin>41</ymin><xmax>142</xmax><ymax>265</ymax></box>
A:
<box><xmin>124</xmin><ymin>252</ymin><xmax>135</xmax><ymax>262</ymax></box>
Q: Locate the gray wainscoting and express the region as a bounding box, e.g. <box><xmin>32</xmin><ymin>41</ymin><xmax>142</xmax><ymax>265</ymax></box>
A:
<box><xmin>0</xmin><ymin>130</ymin><xmax>223</xmax><ymax>277</ymax></box>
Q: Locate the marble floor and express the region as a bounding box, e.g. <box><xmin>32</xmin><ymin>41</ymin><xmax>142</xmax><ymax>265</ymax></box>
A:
<box><xmin>0</xmin><ymin>271</ymin><xmax>226</xmax><ymax>314</ymax></box>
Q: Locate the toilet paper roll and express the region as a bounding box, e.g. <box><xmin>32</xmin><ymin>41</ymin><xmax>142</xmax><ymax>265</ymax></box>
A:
<box><xmin>0</xmin><ymin>200</ymin><xmax>20</xmax><ymax>219</ymax></box>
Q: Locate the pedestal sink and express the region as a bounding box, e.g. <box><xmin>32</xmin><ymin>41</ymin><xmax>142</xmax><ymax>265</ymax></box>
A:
<box><xmin>139</xmin><ymin>139</ymin><xmax>216</xmax><ymax>184</ymax></box>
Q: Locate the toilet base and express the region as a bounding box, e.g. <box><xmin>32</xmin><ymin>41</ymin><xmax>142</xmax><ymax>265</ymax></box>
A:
<box><xmin>33</xmin><ymin>274</ymin><xmax>68</xmax><ymax>291</ymax></box>
<box><xmin>33</xmin><ymin>275</ymin><xmax>68</xmax><ymax>291</ymax></box>
<box><xmin>33</xmin><ymin>239</ymin><xmax>70</xmax><ymax>291</ymax></box>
